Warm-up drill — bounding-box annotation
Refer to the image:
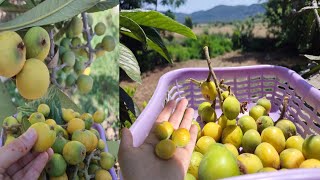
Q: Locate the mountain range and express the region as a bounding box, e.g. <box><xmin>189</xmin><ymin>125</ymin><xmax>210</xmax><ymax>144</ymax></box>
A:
<box><xmin>174</xmin><ymin>4</ymin><xmax>266</xmax><ymax>24</ymax></box>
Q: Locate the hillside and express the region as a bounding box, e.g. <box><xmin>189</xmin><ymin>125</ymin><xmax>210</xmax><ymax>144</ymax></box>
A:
<box><xmin>175</xmin><ymin>4</ymin><xmax>265</xmax><ymax>23</ymax></box>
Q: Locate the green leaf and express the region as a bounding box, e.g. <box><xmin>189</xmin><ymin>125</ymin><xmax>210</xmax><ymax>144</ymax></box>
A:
<box><xmin>119</xmin><ymin>44</ymin><xmax>142</xmax><ymax>83</ymax></box>
<box><xmin>121</xmin><ymin>10</ymin><xmax>196</xmax><ymax>39</ymax></box>
<box><xmin>0</xmin><ymin>80</ymin><xmax>16</xmax><ymax>126</ymax></box>
<box><xmin>0</xmin><ymin>0</ymin><xmax>100</xmax><ymax>31</ymax></box>
<box><xmin>304</xmin><ymin>54</ymin><xmax>320</xmax><ymax>61</ymax></box>
<box><xmin>0</xmin><ymin>0</ymin><xmax>6</xmax><ymax>6</ymax></box>
<box><xmin>86</xmin><ymin>0</ymin><xmax>118</xmax><ymax>13</ymax></box>
<box><xmin>106</xmin><ymin>140</ymin><xmax>119</xmax><ymax>160</ymax></box>
<box><xmin>55</xmin><ymin>86</ymin><xmax>83</xmax><ymax>114</ymax></box>
<box><xmin>0</xmin><ymin>1</ymin><xmax>34</xmax><ymax>14</ymax></box>
<box><xmin>121</xmin><ymin>29</ymin><xmax>172</xmax><ymax>63</ymax></box>
<box><xmin>120</xmin><ymin>15</ymin><xmax>147</xmax><ymax>46</ymax></box>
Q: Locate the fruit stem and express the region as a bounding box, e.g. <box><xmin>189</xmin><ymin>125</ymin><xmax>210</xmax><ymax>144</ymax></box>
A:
<box><xmin>240</xmin><ymin>101</ymin><xmax>248</xmax><ymax>114</ymax></box>
<box><xmin>276</xmin><ymin>95</ymin><xmax>289</xmax><ymax>123</ymax></box>
<box><xmin>81</xmin><ymin>12</ymin><xmax>95</xmax><ymax>68</ymax></box>
<box><xmin>72</xmin><ymin>165</ymin><xmax>79</xmax><ymax>180</ymax></box>
<box><xmin>203</xmin><ymin>46</ymin><xmax>224</xmax><ymax>109</ymax></box>
<box><xmin>84</xmin><ymin>149</ymin><xmax>100</xmax><ymax>179</ymax></box>
<box><xmin>188</xmin><ymin>78</ymin><xmax>202</xmax><ymax>86</ymax></box>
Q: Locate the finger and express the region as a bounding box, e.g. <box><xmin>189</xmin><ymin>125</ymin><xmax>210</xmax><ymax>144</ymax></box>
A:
<box><xmin>7</xmin><ymin>151</ymin><xmax>39</xmax><ymax>176</ymax></box>
<box><xmin>179</xmin><ymin>108</ymin><xmax>194</xmax><ymax>130</ymax></box>
<box><xmin>169</xmin><ymin>98</ymin><xmax>188</xmax><ymax>129</ymax></box>
<box><xmin>155</xmin><ymin>100</ymin><xmax>176</xmax><ymax>124</ymax></box>
<box><xmin>13</xmin><ymin>152</ymin><xmax>49</xmax><ymax>180</ymax></box>
<box><xmin>184</xmin><ymin>125</ymin><xmax>198</xmax><ymax>154</ymax></box>
<box><xmin>120</xmin><ymin>128</ymin><xmax>133</xmax><ymax>149</ymax></box>
<box><xmin>47</xmin><ymin>148</ymin><xmax>54</xmax><ymax>159</ymax></box>
<box><xmin>0</xmin><ymin>128</ymin><xmax>37</xmax><ymax>169</ymax></box>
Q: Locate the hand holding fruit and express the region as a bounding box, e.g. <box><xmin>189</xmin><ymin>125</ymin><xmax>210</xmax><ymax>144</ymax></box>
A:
<box><xmin>0</xmin><ymin>128</ymin><xmax>53</xmax><ymax>179</ymax></box>
<box><xmin>118</xmin><ymin>99</ymin><xmax>198</xmax><ymax>180</ymax></box>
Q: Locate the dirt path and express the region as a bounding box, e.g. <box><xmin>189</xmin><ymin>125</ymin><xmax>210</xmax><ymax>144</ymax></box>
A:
<box><xmin>120</xmin><ymin>51</ymin><xmax>318</xmax><ymax>109</ymax></box>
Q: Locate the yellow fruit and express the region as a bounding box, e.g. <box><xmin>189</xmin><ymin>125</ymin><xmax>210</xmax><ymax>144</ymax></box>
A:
<box><xmin>80</xmin><ymin>113</ymin><xmax>93</xmax><ymax>129</ymax></box>
<box><xmin>200</xmin><ymin>81</ymin><xmax>217</xmax><ymax>101</ymax></box>
<box><xmin>238</xmin><ymin>115</ymin><xmax>257</xmax><ymax>133</ymax></box>
<box><xmin>37</xmin><ymin>104</ymin><xmax>50</xmax><ymax>117</ymax></box>
<box><xmin>249</xmin><ymin>105</ymin><xmax>267</xmax><ymax>120</ymax></box>
<box><xmin>83</xmin><ymin>67</ymin><xmax>91</xmax><ymax>75</ymax></box>
<box><xmin>62</xmin><ymin>141</ymin><xmax>86</xmax><ymax>165</ymax></box>
<box><xmin>280</xmin><ymin>148</ymin><xmax>305</xmax><ymax>169</ymax></box>
<box><xmin>49</xmin><ymin>172</ymin><xmax>68</xmax><ymax>180</ymax></box>
<box><xmin>54</xmin><ymin>125</ymin><xmax>69</xmax><ymax>139</ymax></box>
<box><xmin>185</xmin><ymin>173</ymin><xmax>196</xmax><ymax>180</ymax></box>
<box><xmin>237</xmin><ymin>153</ymin><xmax>263</xmax><ymax>174</ymax></box>
<box><xmin>221</xmin><ymin>91</ymin><xmax>230</xmax><ymax>100</ymax></box>
<box><xmin>0</xmin><ymin>31</ymin><xmax>26</xmax><ymax>78</ymax></box>
<box><xmin>28</xmin><ymin>112</ymin><xmax>45</xmax><ymax>124</ymax></box>
<box><xmin>200</xmin><ymin>106</ymin><xmax>217</xmax><ymax>123</ymax></box>
<box><xmin>4</xmin><ymin>134</ymin><xmax>16</xmax><ymax>146</ymax></box>
<box><xmin>202</xmin><ymin>122</ymin><xmax>222</xmax><ymax>141</ymax></box>
<box><xmin>155</xmin><ymin>139</ymin><xmax>176</xmax><ymax>160</ymax></box>
<box><xmin>256</xmin><ymin>116</ymin><xmax>274</xmax><ymax>133</ymax></box>
<box><xmin>77</xmin><ymin>74</ymin><xmax>93</xmax><ymax>94</ymax></box>
<box><xmin>302</xmin><ymin>135</ymin><xmax>320</xmax><ymax>160</ymax></box>
<box><xmin>275</xmin><ymin>119</ymin><xmax>297</xmax><ymax>139</ymax></box>
<box><xmin>261</xmin><ymin>126</ymin><xmax>286</xmax><ymax>153</ymax></box>
<box><xmin>192</xmin><ymin>120</ymin><xmax>201</xmax><ymax>140</ymax></box>
<box><xmin>256</xmin><ymin>97</ymin><xmax>271</xmax><ymax>113</ymax></box>
<box><xmin>222</xmin><ymin>125</ymin><xmax>243</xmax><ymax>149</ymax></box>
<box><xmin>62</xmin><ymin>108</ymin><xmax>75</xmax><ymax>122</ymax></box>
<box><xmin>155</xmin><ymin>121</ymin><xmax>174</xmax><ymax>140</ymax></box>
<box><xmin>16</xmin><ymin>59</ymin><xmax>50</xmax><ymax>100</ymax></box>
<box><xmin>218</xmin><ymin>114</ymin><xmax>236</xmax><ymax>130</ymax></box>
<box><xmin>242</xmin><ymin>129</ymin><xmax>261</xmax><ymax>153</ymax></box>
<box><xmin>198</xmin><ymin>102</ymin><xmax>211</xmax><ymax>116</ymax></box>
<box><xmin>254</xmin><ymin>142</ymin><xmax>280</xmax><ymax>169</ymax></box>
<box><xmin>100</xmin><ymin>152</ymin><xmax>116</xmax><ymax>170</ymax></box>
<box><xmin>195</xmin><ymin>136</ymin><xmax>215</xmax><ymax>154</ymax></box>
<box><xmin>93</xmin><ymin>110</ymin><xmax>106</xmax><ymax>123</ymax></box>
<box><xmin>188</xmin><ymin>151</ymin><xmax>203</xmax><ymax>179</ymax></box>
<box><xmin>172</xmin><ymin>128</ymin><xmax>190</xmax><ymax>147</ymax></box>
<box><xmin>72</xmin><ymin>130</ymin><xmax>97</xmax><ymax>152</ymax></box>
<box><xmin>30</xmin><ymin>122</ymin><xmax>56</xmax><ymax>152</ymax></box>
<box><xmin>224</xmin><ymin>143</ymin><xmax>239</xmax><ymax>157</ymax></box>
<box><xmin>285</xmin><ymin>135</ymin><xmax>304</xmax><ymax>152</ymax></box>
<box><xmin>95</xmin><ymin>169</ymin><xmax>112</xmax><ymax>180</ymax></box>
<box><xmin>23</xmin><ymin>27</ymin><xmax>50</xmax><ymax>61</ymax></box>
<box><xmin>45</xmin><ymin>119</ymin><xmax>57</xmax><ymax>127</ymax></box>
<box><xmin>222</xmin><ymin>96</ymin><xmax>240</xmax><ymax>120</ymax></box>
<box><xmin>3</xmin><ymin>116</ymin><xmax>20</xmax><ymax>133</ymax></box>
<box><xmin>257</xmin><ymin>167</ymin><xmax>277</xmax><ymax>172</ymax></box>
<box><xmin>67</xmin><ymin>118</ymin><xmax>85</xmax><ymax>134</ymax></box>
<box><xmin>98</xmin><ymin>139</ymin><xmax>105</xmax><ymax>150</ymax></box>
<box><xmin>299</xmin><ymin>159</ymin><xmax>320</xmax><ymax>168</ymax></box>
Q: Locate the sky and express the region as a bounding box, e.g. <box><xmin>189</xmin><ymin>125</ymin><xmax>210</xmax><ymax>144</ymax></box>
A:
<box><xmin>156</xmin><ymin>0</ymin><xmax>267</xmax><ymax>14</ymax></box>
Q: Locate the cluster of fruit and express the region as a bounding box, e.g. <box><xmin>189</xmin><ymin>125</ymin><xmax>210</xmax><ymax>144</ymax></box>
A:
<box><xmin>2</xmin><ymin>104</ymin><xmax>115</xmax><ymax>180</ymax></box>
<box><xmin>182</xmin><ymin>76</ymin><xmax>320</xmax><ymax>180</ymax></box>
<box><xmin>0</xmin><ymin>27</ymin><xmax>51</xmax><ymax>100</ymax></box>
<box><xmin>56</xmin><ymin>15</ymin><xmax>116</xmax><ymax>94</ymax></box>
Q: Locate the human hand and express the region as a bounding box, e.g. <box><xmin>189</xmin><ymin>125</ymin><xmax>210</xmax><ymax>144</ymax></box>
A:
<box><xmin>0</xmin><ymin>128</ymin><xmax>53</xmax><ymax>180</ymax></box>
<box><xmin>119</xmin><ymin>98</ymin><xmax>198</xmax><ymax>180</ymax></box>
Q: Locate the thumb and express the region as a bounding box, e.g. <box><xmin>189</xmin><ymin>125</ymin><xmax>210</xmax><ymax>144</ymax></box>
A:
<box><xmin>120</xmin><ymin>128</ymin><xmax>133</xmax><ymax>149</ymax></box>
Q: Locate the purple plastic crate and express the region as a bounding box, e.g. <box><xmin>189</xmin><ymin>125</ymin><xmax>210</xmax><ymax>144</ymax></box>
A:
<box><xmin>130</xmin><ymin>65</ymin><xmax>320</xmax><ymax>179</ymax></box>
<box><xmin>0</xmin><ymin>123</ymin><xmax>118</xmax><ymax>180</ymax></box>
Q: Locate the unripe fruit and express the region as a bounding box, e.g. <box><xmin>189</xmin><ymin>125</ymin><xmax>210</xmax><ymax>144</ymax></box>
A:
<box><xmin>200</xmin><ymin>81</ymin><xmax>217</xmax><ymax>101</ymax></box>
<box><xmin>101</xmin><ymin>35</ymin><xmax>116</xmax><ymax>51</ymax></box>
<box><xmin>100</xmin><ymin>152</ymin><xmax>116</xmax><ymax>170</ymax></box>
<box><xmin>74</xmin><ymin>60</ymin><xmax>85</xmax><ymax>74</ymax></box>
<box><xmin>54</xmin><ymin>125</ymin><xmax>69</xmax><ymax>139</ymax></box>
<box><xmin>249</xmin><ymin>105</ymin><xmax>267</xmax><ymax>120</ymax></box>
<box><xmin>302</xmin><ymin>135</ymin><xmax>320</xmax><ymax>160</ymax></box>
<box><xmin>202</xmin><ymin>122</ymin><xmax>222</xmax><ymax>141</ymax></box>
<box><xmin>222</xmin><ymin>96</ymin><xmax>240</xmax><ymax>120</ymax></box>
<box><xmin>217</xmin><ymin>114</ymin><xmax>236</xmax><ymax>130</ymax></box>
<box><xmin>94</xmin><ymin>22</ymin><xmax>106</xmax><ymax>36</ymax></box>
<box><xmin>71</xmin><ymin>37</ymin><xmax>82</xmax><ymax>47</ymax></box>
<box><xmin>172</xmin><ymin>128</ymin><xmax>190</xmax><ymax>147</ymax></box>
<box><xmin>192</xmin><ymin>120</ymin><xmax>201</xmax><ymax>140</ymax></box>
<box><xmin>60</xmin><ymin>38</ymin><xmax>71</xmax><ymax>49</ymax></box>
<box><xmin>275</xmin><ymin>119</ymin><xmax>297</xmax><ymax>139</ymax></box>
<box><xmin>197</xmin><ymin>101</ymin><xmax>211</xmax><ymax>116</ymax></box>
<box><xmin>80</xmin><ymin>113</ymin><xmax>94</xmax><ymax>129</ymax></box>
<box><xmin>45</xmin><ymin>153</ymin><xmax>67</xmax><ymax>177</ymax></box>
<box><xmin>28</xmin><ymin>112</ymin><xmax>45</xmax><ymax>124</ymax></box>
<box><xmin>0</xmin><ymin>31</ymin><xmax>26</xmax><ymax>78</ymax></box>
<box><xmin>222</xmin><ymin>125</ymin><xmax>243</xmax><ymax>149</ymax></box>
<box><xmin>65</xmin><ymin>73</ymin><xmax>77</xmax><ymax>87</ymax></box>
<box><xmin>67</xmin><ymin>118</ymin><xmax>85</xmax><ymax>134</ymax></box>
<box><xmin>95</xmin><ymin>169</ymin><xmax>112</xmax><ymax>180</ymax></box>
<box><xmin>98</xmin><ymin>139</ymin><xmax>105</xmax><ymax>150</ymax></box>
<box><xmin>63</xmin><ymin>141</ymin><xmax>86</xmax><ymax>165</ymax></box>
<box><xmin>257</xmin><ymin>97</ymin><xmax>271</xmax><ymax>113</ymax></box>
<box><xmin>77</xmin><ymin>74</ymin><xmax>93</xmax><ymax>94</ymax></box>
<box><xmin>155</xmin><ymin>139</ymin><xmax>176</xmax><ymax>160</ymax></box>
<box><xmin>242</xmin><ymin>129</ymin><xmax>261</xmax><ymax>153</ymax></box>
<box><xmin>67</xmin><ymin>17</ymin><xmax>83</xmax><ymax>38</ymax></box>
<box><xmin>37</xmin><ymin>104</ymin><xmax>50</xmax><ymax>117</ymax></box>
<box><xmin>261</xmin><ymin>126</ymin><xmax>285</xmax><ymax>153</ymax></box>
<box><xmin>23</xmin><ymin>27</ymin><xmax>50</xmax><ymax>61</ymax></box>
<box><xmin>185</xmin><ymin>173</ymin><xmax>196</xmax><ymax>180</ymax></box>
<box><xmin>93</xmin><ymin>109</ymin><xmax>106</xmax><ymax>123</ymax></box>
<box><xmin>30</xmin><ymin>122</ymin><xmax>56</xmax><ymax>152</ymax></box>
<box><xmin>238</xmin><ymin>115</ymin><xmax>257</xmax><ymax>133</ymax></box>
<box><xmin>195</xmin><ymin>136</ymin><xmax>215</xmax><ymax>154</ymax></box>
<box><xmin>256</xmin><ymin>115</ymin><xmax>274</xmax><ymax>133</ymax></box>
<box><xmin>16</xmin><ymin>59</ymin><xmax>50</xmax><ymax>100</ymax></box>
<box><xmin>237</xmin><ymin>153</ymin><xmax>263</xmax><ymax>174</ymax></box>
<box><xmin>52</xmin><ymin>135</ymin><xmax>68</xmax><ymax>154</ymax></box>
<box><xmin>155</xmin><ymin>121</ymin><xmax>174</xmax><ymax>140</ymax></box>
<box><xmin>254</xmin><ymin>142</ymin><xmax>280</xmax><ymax>169</ymax></box>
<box><xmin>221</xmin><ymin>91</ymin><xmax>230</xmax><ymax>100</ymax></box>
<box><xmin>200</xmin><ymin>106</ymin><xmax>216</xmax><ymax>123</ymax></box>
<box><xmin>188</xmin><ymin>151</ymin><xmax>203</xmax><ymax>179</ymax></box>
<box><xmin>72</xmin><ymin>130</ymin><xmax>96</xmax><ymax>152</ymax></box>
<box><xmin>62</xmin><ymin>51</ymin><xmax>76</xmax><ymax>67</ymax></box>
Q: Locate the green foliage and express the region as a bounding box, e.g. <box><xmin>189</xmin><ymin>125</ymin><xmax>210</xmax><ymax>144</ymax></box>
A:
<box><xmin>231</xmin><ymin>18</ymin><xmax>255</xmax><ymax>50</ymax></box>
<box><xmin>184</xmin><ymin>16</ymin><xmax>193</xmax><ymax>29</ymax></box>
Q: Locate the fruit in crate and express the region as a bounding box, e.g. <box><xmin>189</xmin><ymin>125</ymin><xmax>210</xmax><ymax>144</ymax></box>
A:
<box><xmin>302</xmin><ymin>135</ymin><xmax>320</xmax><ymax>160</ymax></box>
<box><xmin>256</xmin><ymin>115</ymin><xmax>274</xmax><ymax>133</ymax></box>
<box><xmin>222</xmin><ymin>96</ymin><xmax>240</xmax><ymax>120</ymax></box>
<box><xmin>249</xmin><ymin>105</ymin><xmax>267</xmax><ymax>120</ymax></box>
<box><xmin>237</xmin><ymin>153</ymin><xmax>263</xmax><ymax>174</ymax></box>
<box><xmin>275</xmin><ymin>119</ymin><xmax>297</xmax><ymax>139</ymax></box>
<box><xmin>200</xmin><ymin>81</ymin><xmax>217</xmax><ymax>101</ymax></box>
<box><xmin>256</xmin><ymin>97</ymin><xmax>271</xmax><ymax>113</ymax></box>
<box><xmin>200</xmin><ymin>106</ymin><xmax>217</xmax><ymax>123</ymax></box>
<box><xmin>261</xmin><ymin>126</ymin><xmax>286</xmax><ymax>153</ymax></box>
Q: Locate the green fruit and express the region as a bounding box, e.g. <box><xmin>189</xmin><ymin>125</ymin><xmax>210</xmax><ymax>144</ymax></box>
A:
<box><xmin>261</xmin><ymin>126</ymin><xmax>285</xmax><ymax>153</ymax></box>
<box><xmin>45</xmin><ymin>153</ymin><xmax>67</xmax><ymax>177</ymax></box>
<box><xmin>80</xmin><ymin>113</ymin><xmax>94</xmax><ymax>129</ymax></box>
<box><xmin>37</xmin><ymin>104</ymin><xmax>50</xmax><ymax>117</ymax></box>
<box><xmin>67</xmin><ymin>17</ymin><xmax>83</xmax><ymax>38</ymax></box>
<box><xmin>16</xmin><ymin>112</ymin><xmax>23</xmax><ymax>123</ymax></box>
<box><xmin>237</xmin><ymin>153</ymin><xmax>263</xmax><ymax>174</ymax></box>
<box><xmin>87</xmin><ymin>14</ymin><xmax>94</xmax><ymax>26</ymax></box>
<box><xmin>90</xmin><ymin>128</ymin><xmax>100</xmax><ymax>139</ymax></box>
<box><xmin>222</xmin><ymin>96</ymin><xmax>240</xmax><ymax>120</ymax></box>
<box><xmin>62</xmin><ymin>51</ymin><xmax>76</xmax><ymax>67</ymax></box>
<box><xmin>74</xmin><ymin>60</ymin><xmax>85</xmax><ymax>74</ymax></box>
<box><xmin>88</xmin><ymin>163</ymin><xmax>101</xmax><ymax>175</ymax></box>
<box><xmin>188</xmin><ymin>151</ymin><xmax>203</xmax><ymax>179</ymax></box>
<box><xmin>101</xmin><ymin>35</ymin><xmax>116</xmax><ymax>52</ymax></box>
<box><xmin>95</xmin><ymin>169</ymin><xmax>112</xmax><ymax>180</ymax></box>
<box><xmin>185</xmin><ymin>173</ymin><xmax>196</xmax><ymax>180</ymax></box>
<box><xmin>28</xmin><ymin>112</ymin><xmax>45</xmax><ymax>124</ymax></box>
<box><xmin>198</xmin><ymin>143</ymin><xmax>240</xmax><ymax>180</ymax></box>
<box><xmin>217</xmin><ymin>114</ymin><xmax>236</xmax><ymax>130</ymax></box>
<box><xmin>94</xmin><ymin>22</ymin><xmax>106</xmax><ymax>36</ymax></box>
<box><xmin>60</xmin><ymin>38</ymin><xmax>71</xmax><ymax>49</ymax></box>
<box><xmin>62</xmin><ymin>141</ymin><xmax>86</xmax><ymax>165</ymax></box>
<box><xmin>23</xmin><ymin>27</ymin><xmax>50</xmax><ymax>61</ymax></box>
<box><xmin>256</xmin><ymin>116</ymin><xmax>274</xmax><ymax>133</ymax></box>
<box><xmin>242</xmin><ymin>129</ymin><xmax>261</xmax><ymax>153</ymax></box>
<box><xmin>302</xmin><ymin>135</ymin><xmax>320</xmax><ymax>160</ymax></box>
<box><xmin>222</xmin><ymin>125</ymin><xmax>243</xmax><ymax>149</ymax></box>
<box><xmin>65</xmin><ymin>73</ymin><xmax>77</xmax><ymax>87</ymax></box>
<box><xmin>238</xmin><ymin>115</ymin><xmax>257</xmax><ymax>133</ymax></box>
<box><xmin>98</xmin><ymin>139</ymin><xmax>105</xmax><ymax>150</ymax></box>
<box><xmin>198</xmin><ymin>102</ymin><xmax>211</xmax><ymax>116</ymax></box>
<box><xmin>100</xmin><ymin>152</ymin><xmax>116</xmax><ymax>170</ymax></box>
<box><xmin>275</xmin><ymin>119</ymin><xmax>297</xmax><ymax>139</ymax></box>
<box><xmin>72</xmin><ymin>130</ymin><xmax>96</xmax><ymax>153</ymax></box>
<box><xmin>93</xmin><ymin>110</ymin><xmax>106</xmax><ymax>123</ymax></box>
<box><xmin>77</xmin><ymin>74</ymin><xmax>93</xmax><ymax>94</ymax></box>
<box><xmin>200</xmin><ymin>81</ymin><xmax>218</xmax><ymax>101</ymax></box>
<box><xmin>257</xmin><ymin>97</ymin><xmax>271</xmax><ymax>113</ymax></box>
<box><xmin>221</xmin><ymin>91</ymin><xmax>230</xmax><ymax>100</ymax></box>
<box><xmin>54</xmin><ymin>125</ymin><xmax>69</xmax><ymax>139</ymax></box>
<box><xmin>200</xmin><ymin>106</ymin><xmax>217</xmax><ymax>123</ymax></box>
<box><xmin>71</xmin><ymin>37</ymin><xmax>82</xmax><ymax>47</ymax></box>
<box><xmin>52</xmin><ymin>135</ymin><xmax>69</xmax><ymax>154</ymax></box>
<box><xmin>249</xmin><ymin>105</ymin><xmax>267</xmax><ymax>120</ymax></box>
<box><xmin>0</xmin><ymin>31</ymin><xmax>26</xmax><ymax>78</ymax></box>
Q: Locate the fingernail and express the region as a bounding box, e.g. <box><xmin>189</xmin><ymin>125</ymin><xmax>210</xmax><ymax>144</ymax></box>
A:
<box><xmin>25</xmin><ymin>128</ymin><xmax>37</xmax><ymax>140</ymax></box>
